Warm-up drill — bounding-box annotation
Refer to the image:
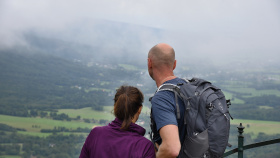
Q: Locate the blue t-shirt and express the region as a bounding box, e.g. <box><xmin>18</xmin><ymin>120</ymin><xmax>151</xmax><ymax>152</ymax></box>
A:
<box><xmin>151</xmin><ymin>78</ymin><xmax>186</xmax><ymax>144</ymax></box>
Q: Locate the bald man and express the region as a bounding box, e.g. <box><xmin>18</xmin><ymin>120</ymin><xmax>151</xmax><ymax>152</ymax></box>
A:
<box><xmin>148</xmin><ymin>43</ymin><xmax>186</xmax><ymax>158</ymax></box>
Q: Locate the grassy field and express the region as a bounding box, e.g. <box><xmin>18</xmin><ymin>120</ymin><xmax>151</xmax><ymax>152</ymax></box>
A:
<box><xmin>59</xmin><ymin>107</ymin><xmax>280</xmax><ymax>137</ymax></box>
<box><xmin>0</xmin><ymin>115</ymin><xmax>96</xmax><ymax>133</ymax></box>
<box><xmin>16</xmin><ymin>131</ymin><xmax>89</xmax><ymax>137</ymax></box>
<box><xmin>1</xmin><ymin>106</ymin><xmax>279</xmax><ymax>139</ymax></box>
<box><xmin>84</xmin><ymin>87</ymin><xmax>112</xmax><ymax>93</ymax></box>
<box><xmin>222</xmin><ymin>83</ymin><xmax>280</xmax><ymax>97</ymax></box>
<box><xmin>231</xmin><ymin>119</ymin><xmax>280</xmax><ymax>137</ymax></box>
<box><xmin>223</xmin><ymin>91</ymin><xmax>245</xmax><ymax>104</ymax></box>
<box><xmin>17</xmin><ymin>131</ymin><xmax>53</xmax><ymax>137</ymax></box>
<box><xmin>57</xmin><ymin>105</ymin><xmax>151</xmax><ymax>120</ymax></box>
<box><xmin>0</xmin><ymin>156</ymin><xmax>21</xmax><ymax>158</ymax></box>
<box><xmin>58</xmin><ymin>106</ymin><xmax>115</xmax><ymax>120</ymax></box>
<box><xmin>118</xmin><ymin>64</ymin><xmax>138</xmax><ymax>71</ymax></box>
<box><xmin>0</xmin><ymin>105</ymin><xmax>151</xmax><ymax>138</ymax></box>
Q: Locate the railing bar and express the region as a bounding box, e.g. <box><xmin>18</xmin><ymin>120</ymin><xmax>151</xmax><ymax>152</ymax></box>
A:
<box><xmin>223</xmin><ymin>138</ymin><xmax>280</xmax><ymax>157</ymax></box>
<box><xmin>243</xmin><ymin>138</ymin><xmax>280</xmax><ymax>150</ymax></box>
<box><xmin>223</xmin><ymin>148</ymin><xmax>238</xmax><ymax>157</ymax></box>
<box><xmin>223</xmin><ymin>122</ymin><xmax>280</xmax><ymax>157</ymax></box>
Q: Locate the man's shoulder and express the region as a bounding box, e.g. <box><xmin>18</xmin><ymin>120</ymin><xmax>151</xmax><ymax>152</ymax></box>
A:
<box><xmin>151</xmin><ymin>88</ymin><xmax>176</xmax><ymax>112</ymax></box>
<box><xmin>152</xmin><ymin>89</ymin><xmax>174</xmax><ymax>102</ymax></box>
<box><xmin>164</xmin><ymin>77</ymin><xmax>185</xmax><ymax>84</ymax></box>
<box><xmin>153</xmin><ymin>78</ymin><xmax>185</xmax><ymax>99</ymax></box>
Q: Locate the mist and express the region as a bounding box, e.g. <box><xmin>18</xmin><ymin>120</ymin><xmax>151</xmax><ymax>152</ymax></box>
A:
<box><xmin>0</xmin><ymin>0</ymin><xmax>279</xmax><ymax>68</ymax></box>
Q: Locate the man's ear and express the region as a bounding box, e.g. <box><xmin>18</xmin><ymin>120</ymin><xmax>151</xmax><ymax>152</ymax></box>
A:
<box><xmin>148</xmin><ymin>58</ymin><xmax>152</xmax><ymax>68</ymax></box>
<box><xmin>173</xmin><ymin>60</ymin><xmax>177</xmax><ymax>70</ymax></box>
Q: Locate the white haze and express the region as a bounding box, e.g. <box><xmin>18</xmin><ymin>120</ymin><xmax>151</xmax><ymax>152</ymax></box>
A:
<box><xmin>0</xmin><ymin>0</ymin><xmax>279</xmax><ymax>65</ymax></box>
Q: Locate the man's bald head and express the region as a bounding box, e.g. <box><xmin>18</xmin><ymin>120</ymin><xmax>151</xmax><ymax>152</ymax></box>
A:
<box><xmin>148</xmin><ymin>43</ymin><xmax>175</xmax><ymax>69</ymax></box>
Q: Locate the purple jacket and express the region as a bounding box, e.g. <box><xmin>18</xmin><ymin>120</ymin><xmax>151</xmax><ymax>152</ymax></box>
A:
<box><xmin>79</xmin><ymin>118</ymin><xmax>155</xmax><ymax>158</ymax></box>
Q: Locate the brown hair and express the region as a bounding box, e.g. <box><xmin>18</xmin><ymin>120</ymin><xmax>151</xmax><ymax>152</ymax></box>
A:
<box><xmin>113</xmin><ymin>85</ymin><xmax>144</xmax><ymax>130</ymax></box>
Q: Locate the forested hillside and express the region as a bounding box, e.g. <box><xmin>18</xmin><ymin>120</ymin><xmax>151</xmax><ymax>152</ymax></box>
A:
<box><xmin>0</xmin><ymin>49</ymin><xmax>146</xmax><ymax>117</ymax></box>
<box><xmin>1</xmin><ymin>44</ymin><xmax>280</xmax><ymax>121</ymax></box>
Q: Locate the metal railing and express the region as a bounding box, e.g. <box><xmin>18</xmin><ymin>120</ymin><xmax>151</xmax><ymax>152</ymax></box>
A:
<box><xmin>223</xmin><ymin>123</ymin><xmax>280</xmax><ymax>158</ymax></box>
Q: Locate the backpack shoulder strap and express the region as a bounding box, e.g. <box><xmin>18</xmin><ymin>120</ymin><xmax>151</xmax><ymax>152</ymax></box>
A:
<box><xmin>155</xmin><ymin>83</ymin><xmax>183</xmax><ymax>119</ymax></box>
<box><xmin>156</xmin><ymin>83</ymin><xmax>179</xmax><ymax>93</ymax></box>
<box><xmin>150</xmin><ymin>79</ymin><xmax>191</xmax><ymax>119</ymax></box>
<box><xmin>149</xmin><ymin>84</ymin><xmax>179</xmax><ymax>101</ymax></box>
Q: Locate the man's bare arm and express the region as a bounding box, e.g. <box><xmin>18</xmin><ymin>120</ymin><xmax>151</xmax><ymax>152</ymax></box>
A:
<box><xmin>156</xmin><ymin>124</ymin><xmax>181</xmax><ymax>158</ymax></box>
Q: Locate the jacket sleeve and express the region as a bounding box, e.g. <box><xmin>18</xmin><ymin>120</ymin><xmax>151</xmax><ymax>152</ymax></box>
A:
<box><xmin>79</xmin><ymin>130</ymin><xmax>94</xmax><ymax>158</ymax></box>
<box><xmin>143</xmin><ymin>141</ymin><xmax>156</xmax><ymax>158</ymax></box>
<box><xmin>79</xmin><ymin>141</ymin><xmax>89</xmax><ymax>158</ymax></box>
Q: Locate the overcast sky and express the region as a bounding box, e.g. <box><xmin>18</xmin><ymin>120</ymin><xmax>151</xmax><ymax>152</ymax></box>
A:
<box><xmin>0</xmin><ymin>0</ymin><xmax>279</xmax><ymax>61</ymax></box>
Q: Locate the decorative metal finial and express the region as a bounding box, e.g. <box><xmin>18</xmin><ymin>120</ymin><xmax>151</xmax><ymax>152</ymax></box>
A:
<box><xmin>237</xmin><ymin>123</ymin><xmax>245</xmax><ymax>137</ymax></box>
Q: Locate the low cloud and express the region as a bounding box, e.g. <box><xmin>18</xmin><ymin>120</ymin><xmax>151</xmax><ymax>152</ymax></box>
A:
<box><xmin>0</xmin><ymin>0</ymin><xmax>279</xmax><ymax>62</ymax></box>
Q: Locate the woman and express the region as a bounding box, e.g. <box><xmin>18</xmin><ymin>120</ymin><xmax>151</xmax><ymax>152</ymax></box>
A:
<box><xmin>79</xmin><ymin>85</ymin><xmax>155</xmax><ymax>158</ymax></box>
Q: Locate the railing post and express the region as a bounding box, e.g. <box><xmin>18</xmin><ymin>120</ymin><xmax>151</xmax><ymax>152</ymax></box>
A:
<box><xmin>237</xmin><ymin>123</ymin><xmax>245</xmax><ymax>158</ymax></box>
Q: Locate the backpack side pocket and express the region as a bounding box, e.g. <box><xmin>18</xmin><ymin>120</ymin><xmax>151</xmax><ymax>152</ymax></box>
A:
<box><xmin>180</xmin><ymin>129</ymin><xmax>209</xmax><ymax>158</ymax></box>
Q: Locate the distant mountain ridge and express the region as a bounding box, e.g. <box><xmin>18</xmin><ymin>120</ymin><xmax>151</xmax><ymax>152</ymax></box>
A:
<box><xmin>17</xmin><ymin>19</ymin><xmax>165</xmax><ymax>68</ymax></box>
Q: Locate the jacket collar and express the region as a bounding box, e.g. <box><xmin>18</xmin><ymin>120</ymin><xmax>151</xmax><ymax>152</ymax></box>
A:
<box><xmin>109</xmin><ymin>118</ymin><xmax>146</xmax><ymax>136</ymax></box>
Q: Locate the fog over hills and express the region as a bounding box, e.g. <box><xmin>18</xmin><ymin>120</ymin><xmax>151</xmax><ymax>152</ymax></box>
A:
<box><xmin>1</xmin><ymin>19</ymin><xmax>164</xmax><ymax>68</ymax></box>
<box><xmin>2</xmin><ymin>18</ymin><xmax>279</xmax><ymax>73</ymax></box>
<box><xmin>1</xmin><ymin>0</ymin><xmax>279</xmax><ymax>72</ymax></box>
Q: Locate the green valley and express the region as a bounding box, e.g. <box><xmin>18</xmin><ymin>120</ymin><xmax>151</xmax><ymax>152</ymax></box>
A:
<box><xmin>1</xmin><ymin>46</ymin><xmax>280</xmax><ymax>157</ymax></box>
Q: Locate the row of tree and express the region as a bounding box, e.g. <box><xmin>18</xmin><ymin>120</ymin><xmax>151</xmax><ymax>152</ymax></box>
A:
<box><xmin>1</xmin><ymin>124</ymin><xmax>279</xmax><ymax>158</ymax></box>
<box><xmin>0</xmin><ymin>130</ymin><xmax>84</xmax><ymax>158</ymax></box>
<box><xmin>41</xmin><ymin>126</ymin><xmax>91</xmax><ymax>133</ymax></box>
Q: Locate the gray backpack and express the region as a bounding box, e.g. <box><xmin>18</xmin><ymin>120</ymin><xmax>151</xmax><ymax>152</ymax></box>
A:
<box><xmin>150</xmin><ymin>78</ymin><xmax>232</xmax><ymax>158</ymax></box>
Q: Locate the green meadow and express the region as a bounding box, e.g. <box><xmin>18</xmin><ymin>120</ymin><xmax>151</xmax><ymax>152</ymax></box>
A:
<box><xmin>0</xmin><ymin>115</ymin><xmax>95</xmax><ymax>133</ymax></box>
<box><xmin>118</xmin><ymin>64</ymin><xmax>138</xmax><ymax>71</ymax></box>
<box><xmin>58</xmin><ymin>106</ymin><xmax>115</xmax><ymax>120</ymax></box>
<box><xmin>0</xmin><ymin>105</ymin><xmax>152</xmax><ymax>138</ymax></box>
<box><xmin>1</xmin><ymin>107</ymin><xmax>279</xmax><ymax>138</ymax></box>
<box><xmin>222</xmin><ymin>80</ymin><xmax>280</xmax><ymax>98</ymax></box>
<box><xmin>223</xmin><ymin>91</ymin><xmax>245</xmax><ymax>104</ymax></box>
<box><xmin>57</xmin><ymin>105</ymin><xmax>151</xmax><ymax>120</ymax></box>
<box><xmin>231</xmin><ymin>119</ymin><xmax>280</xmax><ymax>137</ymax></box>
<box><xmin>0</xmin><ymin>156</ymin><xmax>21</xmax><ymax>158</ymax></box>
<box><xmin>227</xmin><ymin>87</ymin><xmax>280</xmax><ymax>98</ymax></box>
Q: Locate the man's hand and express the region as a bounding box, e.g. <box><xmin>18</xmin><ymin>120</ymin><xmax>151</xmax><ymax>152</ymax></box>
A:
<box><xmin>155</xmin><ymin>142</ymin><xmax>159</xmax><ymax>152</ymax></box>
